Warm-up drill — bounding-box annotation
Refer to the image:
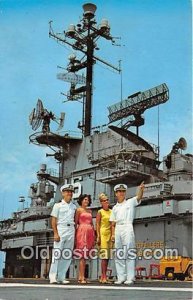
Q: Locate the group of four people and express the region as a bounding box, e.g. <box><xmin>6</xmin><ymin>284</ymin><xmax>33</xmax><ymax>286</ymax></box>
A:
<box><xmin>49</xmin><ymin>182</ymin><xmax>144</xmax><ymax>284</ymax></box>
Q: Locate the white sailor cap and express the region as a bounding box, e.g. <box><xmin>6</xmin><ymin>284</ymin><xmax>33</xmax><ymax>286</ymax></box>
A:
<box><xmin>114</xmin><ymin>184</ymin><xmax>127</xmax><ymax>192</ymax></box>
<box><xmin>60</xmin><ymin>184</ymin><xmax>74</xmax><ymax>192</ymax></box>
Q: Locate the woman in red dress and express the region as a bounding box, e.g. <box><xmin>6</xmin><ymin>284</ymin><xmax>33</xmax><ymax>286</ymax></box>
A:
<box><xmin>75</xmin><ymin>194</ymin><xmax>95</xmax><ymax>283</ymax></box>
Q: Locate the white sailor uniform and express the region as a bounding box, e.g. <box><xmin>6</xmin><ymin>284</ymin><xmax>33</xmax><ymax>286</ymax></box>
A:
<box><xmin>110</xmin><ymin>196</ymin><xmax>141</xmax><ymax>282</ymax></box>
<box><xmin>49</xmin><ymin>199</ymin><xmax>76</xmax><ymax>282</ymax></box>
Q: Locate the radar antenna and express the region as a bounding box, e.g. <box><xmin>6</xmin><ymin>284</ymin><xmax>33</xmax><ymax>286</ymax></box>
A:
<box><xmin>108</xmin><ymin>83</ymin><xmax>169</xmax><ymax>135</ymax></box>
<box><xmin>164</xmin><ymin>137</ymin><xmax>187</xmax><ymax>169</ymax></box>
<box><xmin>56</xmin><ymin>112</ymin><xmax>65</xmax><ymax>131</ymax></box>
<box><xmin>29</xmin><ymin>99</ymin><xmax>44</xmax><ymax>131</ymax></box>
<box><xmin>29</xmin><ymin>99</ymin><xmax>65</xmax><ymax>133</ymax></box>
<box><xmin>171</xmin><ymin>137</ymin><xmax>187</xmax><ymax>153</ymax></box>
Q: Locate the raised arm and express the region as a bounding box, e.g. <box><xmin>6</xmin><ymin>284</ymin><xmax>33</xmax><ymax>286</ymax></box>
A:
<box><xmin>136</xmin><ymin>181</ymin><xmax>145</xmax><ymax>203</ymax></box>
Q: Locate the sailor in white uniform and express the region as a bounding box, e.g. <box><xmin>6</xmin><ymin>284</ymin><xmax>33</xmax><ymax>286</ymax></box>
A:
<box><xmin>49</xmin><ymin>184</ymin><xmax>76</xmax><ymax>284</ymax></box>
<box><xmin>110</xmin><ymin>182</ymin><xmax>145</xmax><ymax>285</ymax></box>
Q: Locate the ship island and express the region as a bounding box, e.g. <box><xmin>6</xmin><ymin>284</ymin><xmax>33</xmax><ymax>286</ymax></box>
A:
<box><xmin>0</xmin><ymin>2</ymin><xmax>192</xmax><ymax>284</ymax></box>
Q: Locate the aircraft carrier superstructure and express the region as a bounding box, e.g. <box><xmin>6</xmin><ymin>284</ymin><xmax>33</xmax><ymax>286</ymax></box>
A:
<box><xmin>0</xmin><ymin>3</ymin><xmax>192</xmax><ymax>281</ymax></box>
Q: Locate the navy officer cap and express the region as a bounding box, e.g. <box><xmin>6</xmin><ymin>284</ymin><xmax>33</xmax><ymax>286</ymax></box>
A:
<box><xmin>114</xmin><ymin>183</ymin><xmax>127</xmax><ymax>192</ymax></box>
<box><xmin>60</xmin><ymin>184</ymin><xmax>74</xmax><ymax>192</ymax></box>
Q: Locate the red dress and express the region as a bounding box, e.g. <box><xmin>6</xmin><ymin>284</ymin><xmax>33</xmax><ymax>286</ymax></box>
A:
<box><xmin>75</xmin><ymin>211</ymin><xmax>95</xmax><ymax>258</ymax></box>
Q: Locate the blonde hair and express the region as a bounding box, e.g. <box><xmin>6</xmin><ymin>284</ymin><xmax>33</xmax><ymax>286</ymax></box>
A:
<box><xmin>98</xmin><ymin>193</ymin><xmax>108</xmax><ymax>201</ymax></box>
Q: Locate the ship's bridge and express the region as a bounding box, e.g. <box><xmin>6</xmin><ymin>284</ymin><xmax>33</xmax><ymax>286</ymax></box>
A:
<box><xmin>87</xmin><ymin>128</ymin><xmax>162</xmax><ymax>185</ymax></box>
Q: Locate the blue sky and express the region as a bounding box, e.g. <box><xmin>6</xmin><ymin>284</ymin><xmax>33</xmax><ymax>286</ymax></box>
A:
<box><xmin>0</xmin><ymin>0</ymin><xmax>192</xmax><ymax>216</ymax></box>
<box><xmin>0</xmin><ymin>0</ymin><xmax>192</xmax><ymax>274</ymax></box>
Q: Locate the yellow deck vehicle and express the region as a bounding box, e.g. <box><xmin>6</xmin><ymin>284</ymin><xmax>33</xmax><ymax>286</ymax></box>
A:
<box><xmin>160</xmin><ymin>256</ymin><xmax>193</xmax><ymax>280</ymax></box>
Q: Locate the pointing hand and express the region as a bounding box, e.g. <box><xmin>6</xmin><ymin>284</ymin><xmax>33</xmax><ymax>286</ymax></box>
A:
<box><xmin>139</xmin><ymin>181</ymin><xmax>145</xmax><ymax>191</ymax></box>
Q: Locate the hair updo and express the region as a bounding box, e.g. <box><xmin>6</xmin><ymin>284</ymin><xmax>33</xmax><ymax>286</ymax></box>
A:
<box><xmin>98</xmin><ymin>193</ymin><xmax>108</xmax><ymax>201</ymax></box>
<box><xmin>77</xmin><ymin>194</ymin><xmax>92</xmax><ymax>206</ymax></box>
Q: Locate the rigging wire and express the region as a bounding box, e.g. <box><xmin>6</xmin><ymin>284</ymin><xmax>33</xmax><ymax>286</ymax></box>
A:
<box><xmin>95</xmin><ymin>60</ymin><xmax>119</xmax><ymax>74</ymax></box>
<box><xmin>158</xmin><ymin>105</ymin><xmax>160</xmax><ymax>161</ymax></box>
<box><xmin>119</xmin><ymin>59</ymin><xmax>124</xmax><ymax>148</ymax></box>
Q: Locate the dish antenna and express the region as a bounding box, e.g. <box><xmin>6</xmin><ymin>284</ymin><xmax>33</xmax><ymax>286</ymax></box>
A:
<box><xmin>171</xmin><ymin>137</ymin><xmax>187</xmax><ymax>153</ymax></box>
<box><xmin>29</xmin><ymin>99</ymin><xmax>44</xmax><ymax>131</ymax></box>
<box><xmin>165</xmin><ymin>137</ymin><xmax>187</xmax><ymax>169</ymax></box>
<box><xmin>178</xmin><ymin>137</ymin><xmax>187</xmax><ymax>150</ymax></box>
<box><xmin>29</xmin><ymin>99</ymin><xmax>65</xmax><ymax>132</ymax></box>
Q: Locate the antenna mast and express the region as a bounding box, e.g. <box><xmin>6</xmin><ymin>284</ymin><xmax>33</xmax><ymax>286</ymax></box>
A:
<box><xmin>49</xmin><ymin>3</ymin><xmax>121</xmax><ymax>137</ymax></box>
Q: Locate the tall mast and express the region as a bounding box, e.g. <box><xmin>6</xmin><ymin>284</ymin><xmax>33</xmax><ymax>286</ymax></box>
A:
<box><xmin>49</xmin><ymin>3</ymin><xmax>121</xmax><ymax>137</ymax></box>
